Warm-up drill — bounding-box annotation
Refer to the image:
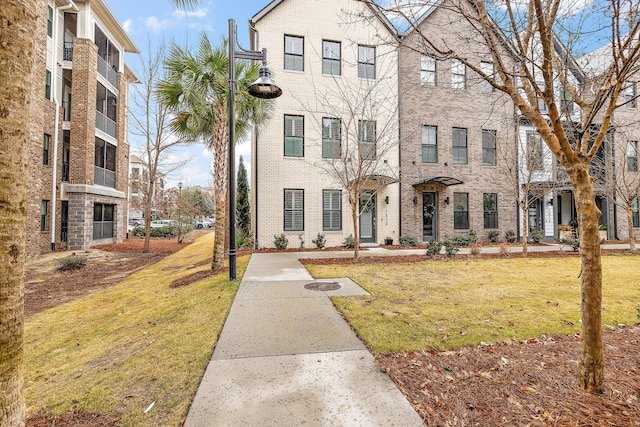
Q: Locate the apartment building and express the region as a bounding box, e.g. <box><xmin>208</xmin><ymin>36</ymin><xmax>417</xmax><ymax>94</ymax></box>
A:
<box><xmin>27</xmin><ymin>0</ymin><xmax>138</xmax><ymax>256</ymax></box>
<box><xmin>397</xmin><ymin>3</ymin><xmax>518</xmax><ymax>242</ymax></box>
<box><xmin>250</xmin><ymin>0</ymin><xmax>400</xmax><ymax>248</ymax></box>
<box><xmin>128</xmin><ymin>154</ymin><xmax>165</xmax><ymax>222</ymax></box>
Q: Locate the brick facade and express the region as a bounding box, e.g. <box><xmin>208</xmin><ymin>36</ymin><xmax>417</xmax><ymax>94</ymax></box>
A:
<box><xmin>26</xmin><ymin>1</ymin><xmax>136</xmax><ymax>257</ymax></box>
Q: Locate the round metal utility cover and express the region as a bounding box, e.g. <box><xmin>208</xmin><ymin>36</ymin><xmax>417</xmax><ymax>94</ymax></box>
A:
<box><xmin>304</xmin><ymin>281</ymin><xmax>342</xmax><ymax>291</ymax></box>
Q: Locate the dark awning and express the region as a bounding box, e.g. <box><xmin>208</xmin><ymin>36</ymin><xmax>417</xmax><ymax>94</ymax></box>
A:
<box><xmin>350</xmin><ymin>174</ymin><xmax>398</xmax><ymax>186</ymax></box>
<box><xmin>412</xmin><ymin>176</ymin><xmax>464</xmax><ymax>187</ymax></box>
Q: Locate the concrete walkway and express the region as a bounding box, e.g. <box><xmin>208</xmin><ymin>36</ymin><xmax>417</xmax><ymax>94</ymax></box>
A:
<box><xmin>184</xmin><ymin>252</ymin><xmax>424</xmax><ymax>426</ymax></box>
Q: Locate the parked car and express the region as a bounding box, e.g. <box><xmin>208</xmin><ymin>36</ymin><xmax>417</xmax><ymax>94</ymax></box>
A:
<box><xmin>128</xmin><ymin>218</ymin><xmax>143</xmax><ymax>227</ymax></box>
<box><xmin>194</xmin><ymin>218</ymin><xmax>214</xmax><ymax>229</ymax></box>
<box><xmin>150</xmin><ymin>219</ymin><xmax>174</xmax><ymax>228</ymax></box>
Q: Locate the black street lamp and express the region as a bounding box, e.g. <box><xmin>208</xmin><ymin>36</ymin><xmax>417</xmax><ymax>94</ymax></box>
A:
<box><xmin>228</xmin><ymin>19</ymin><xmax>281</xmax><ymax>280</ymax></box>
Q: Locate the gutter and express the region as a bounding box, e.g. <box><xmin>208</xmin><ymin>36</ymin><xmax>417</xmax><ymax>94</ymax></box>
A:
<box><xmin>51</xmin><ymin>0</ymin><xmax>79</xmax><ymax>251</ymax></box>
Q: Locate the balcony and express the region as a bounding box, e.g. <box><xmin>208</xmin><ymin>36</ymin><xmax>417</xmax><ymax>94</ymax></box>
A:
<box><xmin>63</xmin><ymin>41</ymin><xmax>73</xmax><ymax>61</ymax></box>
<box><xmin>95</xmin><ymin>110</ymin><xmax>116</xmax><ymax>138</ymax></box>
<box><xmin>97</xmin><ymin>55</ymin><xmax>118</xmax><ymax>88</ymax></box>
<box><xmin>63</xmin><ymin>100</ymin><xmax>71</xmax><ymax>121</ymax></box>
<box><xmin>94</xmin><ymin>166</ymin><xmax>115</xmax><ymax>188</ymax></box>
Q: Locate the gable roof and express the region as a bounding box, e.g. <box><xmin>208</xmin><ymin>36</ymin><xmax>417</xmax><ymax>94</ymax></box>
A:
<box><xmin>249</xmin><ymin>0</ymin><xmax>398</xmax><ymax>37</ymax></box>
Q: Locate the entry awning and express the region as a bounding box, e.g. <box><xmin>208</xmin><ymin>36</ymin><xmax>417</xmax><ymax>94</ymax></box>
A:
<box><xmin>350</xmin><ymin>174</ymin><xmax>398</xmax><ymax>186</ymax></box>
<box><xmin>412</xmin><ymin>176</ymin><xmax>464</xmax><ymax>187</ymax></box>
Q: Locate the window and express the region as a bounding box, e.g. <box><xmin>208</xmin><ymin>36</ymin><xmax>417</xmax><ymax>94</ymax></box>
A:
<box><xmin>627</xmin><ymin>141</ymin><xmax>638</xmax><ymax>172</ymax></box>
<box><xmin>359</xmin><ymin>120</ymin><xmax>376</xmax><ymax>159</ymax></box>
<box><xmin>625</xmin><ymin>83</ymin><xmax>637</xmax><ymax>108</ymax></box>
<box><xmin>421</xmin><ymin>125</ymin><xmax>437</xmax><ymax>163</ymax></box>
<box><xmin>527</xmin><ymin>131</ymin><xmax>544</xmax><ymax>171</ymax></box>
<box><xmin>560</xmin><ymin>89</ymin><xmax>574</xmax><ymax>114</ymax></box>
<box><xmin>47</xmin><ymin>6</ymin><xmax>53</xmax><ymax>37</ymax></box>
<box><xmin>45</xmin><ymin>69</ymin><xmax>52</xmax><ymax>100</ymax></box>
<box><xmin>43</xmin><ymin>133</ymin><xmax>51</xmax><ymax>165</ymax></box>
<box><xmin>536</xmin><ymin>81</ymin><xmax>548</xmax><ymax>113</ymax></box>
<box><xmin>322</xmin><ymin>117</ymin><xmax>341</xmax><ymax>158</ymax></box>
<box><xmin>480</xmin><ymin>61</ymin><xmax>494</xmax><ymax>93</ymax></box>
<box><xmin>452</xmin><ymin>127</ymin><xmax>467</xmax><ymax>164</ymax></box>
<box><xmin>633</xmin><ymin>198</ymin><xmax>640</xmax><ymax>228</ymax></box>
<box><xmin>284</xmin><ymin>189</ymin><xmax>304</xmax><ymax>231</ymax></box>
<box><xmin>451</xmin><ymin>59</ymin><xmax>466</xmax><ymax>89</ymax></box>
<box><xmin>322</xmin><ymin>40</ymin><xmax>341</xmax><ymax>76</ymax></box>
<box><xmin>284</xmin><ymin>35</ymin><xmax>304</xmax><ymax>71</ymax></box>
<box><xmin>454</xmin><ymin>193</ymin><xmax>469</xmax><ymax>230</ymax></box>
<box><xmin>482</xmin><ymin>129</ymin><xmax>497</xmax><ymax>166</ymax></box>
<box><xmin>323</xmin><ymin>190</ymin><xmax>342</xmax><ymax>231</ymax></box>
<box><xmin>93</xmin><ymin>203</ymin><xmax>115</xmax><ymax>240</ymax></box>
<box><xmin>40</xmin><ymin>200</ymin><xmax>49</xmax><ymax>232</ymax></box>
<box><xmin>483</xmin><ymin>193</ymin><xmax>498</xmax><ymax>229</ymax></box>
<box><xmin>420</xmin><ymin>55</ymin><xmax>436</xmax><ymax>86</ymax></box>
<box><xmin>284</xmin><ymin>115</ymin><xmax>304</xmax><ymax>157</ymax></box>
<box><xmin>94</xmin><ymin>137</ymin><xmax>117</xmax><ymax>187</ymax></box>
<box><xmin>358</xmin><ymin>45</ymin><xmax>375</xmax><ymax>79</ymax></box>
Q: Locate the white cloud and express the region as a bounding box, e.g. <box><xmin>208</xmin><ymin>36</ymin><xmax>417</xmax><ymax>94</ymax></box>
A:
<box><xmin>144</xmin><ymin>16</ymin><xmax>170</xmax><ymax>32</ymax></box>
<box><xmin>173</xmin><ymin>7</ymin><xmax>209</xmax><ymax>19</ymax></box>
<box><xmin>122</xmin><ymin>18</ymin><xmax>133</xmax><ymax>33</ymax></box>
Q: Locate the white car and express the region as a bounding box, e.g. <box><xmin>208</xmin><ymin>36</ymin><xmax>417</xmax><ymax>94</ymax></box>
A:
<box><xmin>195</xmin><ymin>218</ymin><xmax>214</xmax><ymax>229</ymax></box>
<box><xmin>150</xmin><ymin>219</ymin><xmax>175</xmax><ymax>228</ymax></box>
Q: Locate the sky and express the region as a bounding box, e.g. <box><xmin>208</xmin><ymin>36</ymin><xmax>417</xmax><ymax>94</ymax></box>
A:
<box><xmin>108</xmin><ymin>1</ymin><xmax>269</xmax><ymax>190</ymax></box>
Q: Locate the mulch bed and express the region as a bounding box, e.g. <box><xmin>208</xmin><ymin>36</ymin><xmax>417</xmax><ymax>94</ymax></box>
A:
<box><xmin>27</xmin><ymin>412</ymin><xmax>119</xmax><ymax>427</ymax></box>
<box><xmin>377</xmin><ymin>325</ymin><xmax>640</xmax><ymax>426</ymax></box>
<box><xmin>169</xmin><ymin>267</ymin><xmax>225</xmax><ymax>288</ymax></box>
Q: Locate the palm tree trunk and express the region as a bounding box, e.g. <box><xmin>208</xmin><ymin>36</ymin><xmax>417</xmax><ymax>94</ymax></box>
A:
<box><xmin>211</xmin><ymin>103</ymin><xmax>228</xmax><ymax>270</ymax></box>
<box><xmin>0</xmin><ymin>1</ymin><xmax>37</xmax><ymax>425</ymax></box>
<box><xmin>627</xmin><ymin>207</ymin><xmax>636</xmax><ymax>250</ymax></box>
<box><xmin>572</xmin><ymin>167</ymin><xmax>604</xmax><ymax>394</ymax></box>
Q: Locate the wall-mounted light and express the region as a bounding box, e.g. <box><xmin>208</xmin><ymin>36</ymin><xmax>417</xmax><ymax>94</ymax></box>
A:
<box><xmin>444</xmin><ymin>197</ymin><xmax>450</xmax><ymax>205</ymax></box>
<box><xmin>548</xmin><ymin>199</ymin><xmax>554</xmax><ymax>206</ymax></box>
<box><xmin>384</xmin><ymin>196</ymin><xmax>389</xmax><ymax>205</ymax></box>
<box><xmin>412</xmin><ymin>196</ymin><xmax>418</xmax><ymax>204</ymax></box>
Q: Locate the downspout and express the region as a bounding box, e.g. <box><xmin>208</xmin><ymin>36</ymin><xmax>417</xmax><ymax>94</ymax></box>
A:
<box><xmin>249</xmin><ymin>20</ymin><xmax>259</xmax><ymax>249</ymax></box>
<box><xmin>397</xmin><ymin>34</ymin><xmax>403</xmax><ymax>239</ymax></box>
<box><xmin>50</xmin><ymin>0</ymin><xmax>79</xmax><ymax>251</ymax></box>
<box><xmin>610</xmin><ymin>125</ymin><xmax>618</xmax><ymax>239</ymax></box>
<box><xmin>515</xmin><ymin>113</ymin><xmax>521</xmax><ymax>242</ymax></box>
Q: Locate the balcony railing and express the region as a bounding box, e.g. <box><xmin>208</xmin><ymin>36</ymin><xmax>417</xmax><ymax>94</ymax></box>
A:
<box><xmin>94</xmin><ymin>166</ymin><xmax>115</xmax><ymax>188</ymax></box>
<box><xmin>97</xmin><ymin>55</ymin><xmax>118</xmax><ymax>88</ymax></box>
<box><xmin>95</xmin><ymin>110</ymin><xmax>117</xmax><ymax>138</ymax></box>
<box><xmin>63</xmin><ymin>41</ymin><xmax>73</xmax><ymax>61</ymax></box>
<box><xmin>63</xmin><ymin>100</ymin><xmax>71</xmax><ymax>121</ymax></box>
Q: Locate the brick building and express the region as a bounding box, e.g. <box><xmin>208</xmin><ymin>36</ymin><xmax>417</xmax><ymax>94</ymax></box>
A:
<box><xmin>27</xmin><ymin>0</ymin><xmax>138</xmax><ymax>256</ymax></box>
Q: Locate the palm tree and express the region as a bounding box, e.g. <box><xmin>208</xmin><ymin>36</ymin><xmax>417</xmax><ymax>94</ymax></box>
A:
<box><xmin>158</xmin><ymin>32</ymin><xmax>269</xmax><ymax>270</ymax></box>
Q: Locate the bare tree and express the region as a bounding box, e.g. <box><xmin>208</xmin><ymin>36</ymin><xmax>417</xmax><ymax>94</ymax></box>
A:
<box><xmin>361</xmin><ymin>0</ymin><xmax>640</xmax><ymax>393</ymax></box>
<box><xmin>302</xmin><ymin>67</ymin><xmax>399</xmax><ymax>258</ymax></box>
<box><xmin>129</xmin><ymin>40</ymin><xmax>189</xmax><ymax>253</ymax></box>
<box><xmin>498</xmin><ymin>121</ymin><xmax>557</xmax><ymax>253</ymax></box>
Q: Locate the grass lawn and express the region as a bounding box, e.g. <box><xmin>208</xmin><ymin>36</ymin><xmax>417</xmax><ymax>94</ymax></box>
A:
<box><xmin>24</xmin><ymin>233</ymin><xmax>247</xmax><ymax>426</ymax></box>
<box><xmin>306</xmin><ymin>255</ymin><xmax>640</xmax><ymax>354</ymax></box>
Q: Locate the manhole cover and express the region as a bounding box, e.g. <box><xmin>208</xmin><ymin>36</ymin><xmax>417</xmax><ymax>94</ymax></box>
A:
<box><xmin>304</xmin><ymin>281</ymin><xmax>342</xmax><ymax>291</ymax></box>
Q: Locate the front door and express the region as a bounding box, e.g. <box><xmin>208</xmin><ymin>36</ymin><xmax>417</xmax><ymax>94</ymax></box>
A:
<box><xmin>359</xmin><ymin>191</ymin><xmax>376</xmax><ymax>243</ymax></box>
<box><xmin>422</xmin><ymin>192</ymin><xmax>438</xmax><ymax>241</ymax></box>
<box><xmin>528</xmin><ymin>198</ymin><xmax>543</xmax><ymax>231</ymax></box>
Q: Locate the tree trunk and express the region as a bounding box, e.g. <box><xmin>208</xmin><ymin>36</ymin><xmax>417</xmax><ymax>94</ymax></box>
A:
<box><xmin>351</xmin><ymin>196</ymin><xmax>359</xmax><ymax>259</ymax></box>
<box><xmin>211</xmin><ymin>104</ymin><xmax>228</xmax><ymax>270</ymax></box>
<box><xmin>142</xmin><ymin>182</ymin><xmax>154</xmax><ymax>253</ymax></box>
<box><xmin>571</xmin><ymin>166</ymin><xmax>604</xmax><ymax>394</ymax></box>
<box><xmin>627</xmin><ymin>206</ymin><xmax>636</xmax><ymax>251</ymax></box>
<box><xmin>0</xmin><ymin>1</ymin><xmax>37</xmax><ymax>425</ymax></box>
<box><xmin>521</xmin><ymin>203</ymin><xmax>529</xmax><ymax>256</ymax></box>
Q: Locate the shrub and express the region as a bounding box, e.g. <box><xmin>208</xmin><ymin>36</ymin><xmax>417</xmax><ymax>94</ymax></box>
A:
<box><xmin>298</xmin><ymin>234</ymin><xmax>305</xmax><ymax>249</ymax></box>
<box><xmin>558</xmin><ymin>224</ymin><xmax>571</xmax><ymax>231</ymax></box>
<box><xmin>468</xmin><ymin>228</ymin><xmax>477</xmax><ymax>242</ymax></box>
<box><xmin>599</xmin><ymin>223</ymin><xmax>608</xmax><ymax>230</ymax></box>
<box><xmin>529</xmin><ymin>229</ymin><xmax>545</xmax><ymax>243</ymax></box>
<box><xmin>343</xmin><ymin>234</ymin><xmax>356</xmax><ymax>248</ymax></box>
<box><xmin>470</xmin><ymin>241</ymin><xmax>481</xmax><ymax>256</ymax></box>
<box><xmin>273</xmin><ymin>233</ymin><xmax>288</xmax><ymax>250</ymax></box>
<box><xmin>399</xmin><ymin>235</ymin><xmax>418</xmax><ymax>247</ymax></box>
<box><xmin>504</xmin><ymin>230</ymin><xmax>517</xmax><ymax>243</ymax></box>
<box><xmin>312</xmin><ymin>233</ymin><xmax>326</xmax><ymax>249</ymax></box>
<box><xmin>58</xmin><ymin>254</ymin><xmax>87</xmax><ymax>271</ymax></box>
<box><xmin>559</xmin><ymin>237</ymin><xmax>580</xmax><ymax>252</ymax></box>
<box><xmin>443</xmin><ymin>239</ymin><xmax>459</xmax><ymax>258</ymax></box>
<box><xmin>499</xmin><ymin>242</ymin><xmax>511</xmax><ymax>257</ymax></box>
<box><xmin>487</xmin><ymin>230</ymin><xmax>500</xmax><ymax>243</ymax></box>
<box><xmin>425</xmin><ymin>240</ymin><xmax>442</xmax><ymax>257</ymax></box>
<box><xmin>236</xmin><ymin>230</ymin><xmax>253</xmax><ymax>249</ymax></box>
<box><xmin>448</xmin><ymin>234</ymin><xmax>475</xmax><ymax>247</ymax></box>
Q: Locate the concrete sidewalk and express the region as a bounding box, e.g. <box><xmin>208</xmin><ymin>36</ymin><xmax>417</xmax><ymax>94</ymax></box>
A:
<box><xmin>184</xmin><ymin>252</ymin><xmax>424</xmax><ymax>426</ymax></box>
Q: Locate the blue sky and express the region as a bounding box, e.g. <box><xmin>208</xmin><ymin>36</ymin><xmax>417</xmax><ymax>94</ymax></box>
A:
<box><xmin>109</xmin><ymin>0</ymin><xmax>268</xmax><ymax>189</ymax></box>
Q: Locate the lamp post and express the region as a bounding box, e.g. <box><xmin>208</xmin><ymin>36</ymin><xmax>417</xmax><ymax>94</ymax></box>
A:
<box><xmin>228</xmin><ymin>19</ymin><xmax>281</xmax><ymax>281</ymax></box>
<box><xmin>178</xmin><ymin>181</ymin><xmax>183</xmax><ymax>243</ymax></box>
